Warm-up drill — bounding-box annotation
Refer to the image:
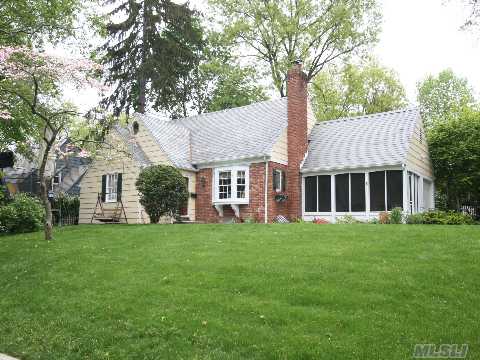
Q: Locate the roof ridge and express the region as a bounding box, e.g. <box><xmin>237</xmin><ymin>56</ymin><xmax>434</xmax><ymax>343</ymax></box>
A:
<box><xmin>315</xmin><ymin>107</ymin><xmax>419</xmax><ymax>126</ymax></box>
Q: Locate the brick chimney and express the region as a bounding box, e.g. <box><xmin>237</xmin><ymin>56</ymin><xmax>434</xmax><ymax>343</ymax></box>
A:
<box><xmin>286</xmin><ymin>60</ymin><xmax>308</xmax><ymax>220</ymax></box>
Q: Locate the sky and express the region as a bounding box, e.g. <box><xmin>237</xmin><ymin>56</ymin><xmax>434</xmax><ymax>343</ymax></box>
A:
<box><xmin>375</xmin><ymin>0</ymin><xmax>480</xmax><ymax>103</ymax></box>
<box><xmin>67</xmin><ymin>0</ymin><xmax>480</xmax><ymax>111</ymax></box>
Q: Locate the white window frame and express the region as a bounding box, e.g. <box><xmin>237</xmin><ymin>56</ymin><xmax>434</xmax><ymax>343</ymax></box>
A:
<box><xmin>273</xmin><ymin>169</ymin><xmax>286</xmax><ymax>193</ymax></box>
<box><xmin>105</xmin><ymin>173</ymin><xmax>118</xmax><ymax>203</ymax></box>
<box><xmin>213</xmin><ymin>166</ymin><xmax>249</xmax><ymax>204</ymax></box>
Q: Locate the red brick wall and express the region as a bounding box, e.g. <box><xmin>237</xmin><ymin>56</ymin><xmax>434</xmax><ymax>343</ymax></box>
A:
<box><xmin>267</xmin><ymin>162</ymin><xmax>289</xmax><ymax>222</ymax></box>
<box><xmin>286</xmin><ymin>62</ymin><xmax>308</xmax><ymax>221</ymax></box>
<box><xmin>195</xmin><ymin>162</ymin><xmax>290</xmax><ymax>223</ymax></box>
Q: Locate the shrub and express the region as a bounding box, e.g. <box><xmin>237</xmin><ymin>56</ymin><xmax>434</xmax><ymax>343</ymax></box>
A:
<box><xmin>0</xmin><ymin>193</ymin><xmax>44</xmax><ymax>234</ymax></box>
<box><xmin>313</xmin><ymin>217</ymin><xmax>330</xmax><ymax>224</ymax></box>
<box><xmin>390</xmin><ymin>207</ymin><xmax>403</xmax><ymax>224</ymax></box>
<box><xmin>51</xmin><ymin>193</ymin><xmax>80</xmax><ymax>225</ymax></box>
<box><xmin>422</xmin><ymin>210</ymin><xmax>474</xmax><ymax>225</ymax></box>
<box><xmin>378</xmin><ymin>211</ymin><xmax>390</xmax><ymax>224</ymax></box>
<box><xmin>336</xmin><ymin>215</ymin><xmax>362</xmax><ymax>224</ymax></box>
<box><xmin>405</xmin><ymin>213</ymin><xmax>424</xmax><ymax>224</ymax></box>
<box><xmin>135</xmin><ymin>165</ymin><xmax>188</xmax><ymax>223</ymax></box>
<box><xmin>405</xmin><ymin>210</ymin><xmax>474</xmax><ymax>225</ymax></box>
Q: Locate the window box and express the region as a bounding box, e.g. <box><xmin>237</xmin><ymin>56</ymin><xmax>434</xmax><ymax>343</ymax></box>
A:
<box><xmin>275</xmin><ymin>193</ymin><xmax>288</xmax><ymax>203</ymax></box>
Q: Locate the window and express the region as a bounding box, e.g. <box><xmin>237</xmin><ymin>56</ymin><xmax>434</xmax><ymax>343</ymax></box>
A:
<box><xmin>237</xmin><ymin>170</ymin><xmax>246</xmax><ymax>198</ymax></box>
<box><xmin>387</xmin><ymin>170</ymin><xmax>403</xmax><ymax>210</ymax></box>
<box><xmin>335</xmin><ymin>173</ymin><xmax>365</xmax><ymax>212</ymax></box>
<box><xmin>350</xmin><ymin>173</ymin><xmax>366</xmax><ymax>212</ymax></box>
<box><xmin>369</xmin><ymin>171</ymin><xmax>386</xmax><ymax>211</ymax></box>
<box><xmin>317</xmin><ymin>175</ymin><xmax>331</xmax><ymax>212</ymax></box>
<box><xmin>214</xmin><ymin>166</ymin><xmax>249</xmax><ymax>202</ymax></box>
<box><xmin>304</xmin><ymin>176</ymin><xmax>317</xmax><ymax>212</ymax></box>
<box><xmin>304</xmin><ymin>175</ymin><xmax>331</xmax><ymax>213</ymax></box>
<box><xmin>53</xmin><ymin>172</ymin><xmax>61</xmax><ymax>185</ymax></box>
<box><xmin>273</xmin><ymin>169</ymin><xmax>286</xmax><ymax>192</ymax></box>
<box><xmin>218</xmin><ymin>171</ymin><xmax>231</xmax><ymax>199</ymax></box>
<box><xmin>106</xmin><ymin>173</ymin><xmax>118</xmax><ymax>202</ymax></box>
<box><xmin>335</xmin><ymin>174</ymin><xmax>349</xmax><ymax>212</ymax></box>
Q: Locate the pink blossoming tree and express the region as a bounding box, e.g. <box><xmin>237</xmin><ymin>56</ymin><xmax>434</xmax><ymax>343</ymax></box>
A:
<box><xmin>0</xmin><ymin>46</ymin><xmax>104</xmax><ymax>240</ymax></box>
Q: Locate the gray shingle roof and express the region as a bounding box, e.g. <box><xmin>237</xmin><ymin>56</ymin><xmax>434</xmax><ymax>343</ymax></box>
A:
<box><xmin>113</xmin><ymin>125</ymin><xmax>152</xmax><ymax>167</ymax></box>
<box><xmin>301</xmin><ymin>108</ymin><xmax>419</xmax><ymax>173</ymax></box>
<box><xmin>137</xmin><ymin>98</ymin><xmax>288</xmax><ymax>167</ymax></box>
<box><xmin>137</xmin><ymin>113</ymin><xmax>194</xmax><ymax>170</ymax></box>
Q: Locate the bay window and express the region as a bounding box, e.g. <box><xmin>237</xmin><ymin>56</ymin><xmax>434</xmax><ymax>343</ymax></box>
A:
<box><xmin>214</xmin><ymin>166</ymin><xmax>249</xmax><ymax>203</ymax></box>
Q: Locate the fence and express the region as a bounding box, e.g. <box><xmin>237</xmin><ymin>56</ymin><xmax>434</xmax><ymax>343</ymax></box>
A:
<box><xmin>461</xmin><ymin>201</ymin><xmax>480</xmax><ymax>220</ymax></box>
<box><xmin>51</xmin><ymin>194</ymin><xmax>80</xmax><ymax>226</ymax></box>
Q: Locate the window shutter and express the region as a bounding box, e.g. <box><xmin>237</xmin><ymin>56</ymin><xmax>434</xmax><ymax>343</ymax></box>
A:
<box><xmin>101</xmin><ymin>175</ymin><xmax>106</xmax><ymax>202</ymax></box>
<box><xmin>281</xmin><ymin>170</ymin><xmax>286</xmax><ymax>192</ymax></box>
<box><xmin>117</xmin><ymin>173</ymin><xmax>123</xmax><ymax>201</ymax></box>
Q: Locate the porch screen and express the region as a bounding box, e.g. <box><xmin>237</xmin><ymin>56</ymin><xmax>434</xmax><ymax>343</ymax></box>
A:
<box><xmin>350</xmin><ymin>173</ymin><xmax>366</xmax><ymax>211</ymax></box>
<box><xmin>304</xmin><ymin>176</ymin><xmax>317</xmax><ymax>212</ymax></box>
<box><xmin>370</xmin><ymin>171</ymin><xmax>385</xmax><ymax>211</ymax></box>
<box><xmin>335</xmin><ymin>174</ymin><xmax>349</xmax><ymax>212</ymax></box>
<box><xmin>317</xmin><ymin>175</ymin><xmax>331</xmax><ymax>212</ymax></box>
<box><xmin>387</xmin><ymin>170</ymin><xmax>403</xmax><ymax>210</ymax></box>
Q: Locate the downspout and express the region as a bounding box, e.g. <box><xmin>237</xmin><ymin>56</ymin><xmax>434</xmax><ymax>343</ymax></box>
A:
<box><xmin>264</xmin><ymin>157</ymin><xmax>269</xmax><ymax>224</ymax></box>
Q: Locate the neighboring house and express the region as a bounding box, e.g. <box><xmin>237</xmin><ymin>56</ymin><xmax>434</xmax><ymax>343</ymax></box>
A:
<box><xmin>79</xmin><ymin>62</ymin><xmax>434</xmax><ymax>224</ymax></box>
<box><xmin>2</xmin><ymin>141</ymin><xmax>90</xmax><ymax>197</ymax></box>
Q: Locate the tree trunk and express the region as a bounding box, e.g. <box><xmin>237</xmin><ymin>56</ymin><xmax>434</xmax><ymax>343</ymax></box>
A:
<box><xmin>39</xmin><ymin>138</ymin><xmax>55</xmax><ymax>240</ymax></box>
<box><xmin>137</xmin><ymin>1</ymin><xmax>148</xmax><ymax>114</ymax></box>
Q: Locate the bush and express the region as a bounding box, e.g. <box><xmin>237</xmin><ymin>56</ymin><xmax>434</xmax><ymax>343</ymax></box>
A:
<box><xmin>390</xmin><ymin>207</ymin><xmax>403</xmax><ymax>224</ymax></box>
<box><xmin>405</xmin><ymin>213</ymin><xmax>424</xmax><ymax>224</ymax></box>
<box><xmin>378</xmin><ymin>211</ymin><xmax>390</xmax><ymax>224</ymax></box>
<box><xmin>135</xmin><ymin>165</ymin><xmax>188</xmax><ymax>223</ymax></box>
<box><xmin>0</xmin><ymin>193</ymin><xmax>44</xmax><ymax>234</ymax></box>
<box><xmin>405</xmin><ymin>210</ymin><xmax>474</xmax><ymax>225</ymax></box>
<box><xmin>51</xmin><ymin>193</ymin><xmax>80</xmax><ymax>225</ymax></box>
<box><xmin>336</xmin><ymin>215</ymin><xmax>362</xmax><ymax>224</ymax></box>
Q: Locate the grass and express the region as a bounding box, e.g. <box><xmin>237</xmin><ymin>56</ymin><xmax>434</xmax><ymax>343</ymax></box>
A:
<box><xmin>1</xmin><ymin>224</ymin><xmax>479</xmax><ymax>360</ymax></box>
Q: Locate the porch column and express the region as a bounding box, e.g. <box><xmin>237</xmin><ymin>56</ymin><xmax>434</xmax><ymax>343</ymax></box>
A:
<box><xmin>331</xmin><ymin>175</ymin><xmax>336</xmax><ymax>223</ymax></box>
<box><xmin>402</xmin><ymin>167</ymin><xmax>409</xmax><ymax>214</ymax></box>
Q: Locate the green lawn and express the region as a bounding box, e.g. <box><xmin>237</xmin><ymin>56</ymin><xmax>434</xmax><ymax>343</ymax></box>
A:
<box><xmin>1</xmin><ymin>224</ymin><xmax>479</xmax><ymax>360</ymax></box>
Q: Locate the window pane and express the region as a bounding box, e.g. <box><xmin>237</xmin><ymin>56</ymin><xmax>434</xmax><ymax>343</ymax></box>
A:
<box><xmin>387</xmin><ymin>170</ymin><xmax>403</xmax><ymax>210</ymax></box>
<box><xmin>317</xmin><ymin>175</ymin><xmax>331</xmax><ymax>212</ymax></box>
<box><xmin>370</xmin><ymin>171</ymin><xmax>385</xmax><ymax>211</ymax></box>
<box><xmin>219</xmin><ymin>171</ymin><xmax>231</xmax><ymax>199</ymax></box>
<box><xmin>335</xmin><ymin>173</ymin><xmax>349</xmax><ymax>212</ymax></box>
<box><xmin>237</xmin><ymin>170</ymin><xmax>246</xmax><ymax>198</ymax></box>
<box><xmin>351</xmin><ymin>173</ymin><xmax>365</xmax><ymax>211</ymax></box>
<box><xmin>304</xmin><ymin>176</ymin><xmax>317</xmax><ymax>212</ymax></box>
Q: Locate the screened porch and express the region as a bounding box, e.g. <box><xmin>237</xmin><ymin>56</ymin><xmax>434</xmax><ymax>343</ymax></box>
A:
<box><xmin>302</xmin><ymin>167</ymin><xmax>434</xmax><ymax>223</ymax></box>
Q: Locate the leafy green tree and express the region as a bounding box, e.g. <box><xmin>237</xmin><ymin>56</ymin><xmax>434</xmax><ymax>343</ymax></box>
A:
<box><xmin>312</xmin><ymin>60</ymin><xmax>407</xmax><ymax>121</ymax></box>
<box><xmin>209</xmin><ymin>0</ymin><xmax>381</xmax><ymax>96</ymax></box>
<box><xmin>135</xmin><ymin>165</ymin><xmax>188</xmax><ymax>223</ymax></box>
<box><xmin>0</xmin><ymin>0</ymin><xmax>93</xmax><ymax>46</ymax></box>
<box><xmin>167</xmin><ymin>33</ymin><xmax>268</xmax><ymax>118</ymax></box>
<box><xmin>428</xmin><ymin>107</ymin><xmax>480</xmax><ymax>210</ymax></box>
<box><xmin>100</xmin><ymin>0</ymin><xmax>203</xmax><ymax>115</ymax></box>
<box><xmin>417</xmin><ymin>69</ymin><xmax>476</xmax><ymax>128</ymax></box>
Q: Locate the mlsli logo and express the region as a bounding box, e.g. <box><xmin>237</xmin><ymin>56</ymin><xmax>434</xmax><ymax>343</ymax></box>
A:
<box><xmin>413</xmin><ymin>344</ymin><xmax>469</xmax><ymax>359</ymax></box>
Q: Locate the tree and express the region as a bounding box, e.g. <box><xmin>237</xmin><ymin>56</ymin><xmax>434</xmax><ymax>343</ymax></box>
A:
<box><xmin>428</xmin><ymin>108</ymin><xmax>480</xmax><ymax>210</ymax></box>
<box><xmin>311</xmin><ymin>59</ymin><xmax>407</xmax><ymax>121</ymax></box>
<box><xmin>100</xmin><ymin>0</ymin><xmax>203</xmax><ymax>115</ymax></box>
<box><xmin>135</xmin><ymin>165</ymin><xmax>188</xmax><ymax>223</ymax></box>
<box><xmin>417</xmin><ymin>69</ymin><xmax>476</xmax><ymax>128</ymax></box>
<box><xmin>166</xmin><ymin>32</ymin><xmax>268</xmax><ymax>118</ymax></box>
<box><xmin>209</xmin><ymin>0</ymin><xmax>381</xmax><ymax>96</ymax></box>
<box><xmin>0</xmin><ymin>47</ymin><xmax>104</xmax><ymax>240</ymax></box>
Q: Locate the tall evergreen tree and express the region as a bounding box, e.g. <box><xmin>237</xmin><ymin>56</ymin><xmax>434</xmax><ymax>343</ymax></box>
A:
<box><xmin>101</xmin><ymin>0</ymin><xmax>203</xmax><ymax>115</ymax></box>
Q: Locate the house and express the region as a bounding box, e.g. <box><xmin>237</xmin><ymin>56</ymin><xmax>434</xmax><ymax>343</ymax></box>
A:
<box><xmin>78</xmin><ymin>62</ymin><xmax>434</xmax><ymax>224</ymax></box>
<box><xmin>2</xmin><ymin>140</ymin><xmax>90</xmax><ymax>197</ymax></box>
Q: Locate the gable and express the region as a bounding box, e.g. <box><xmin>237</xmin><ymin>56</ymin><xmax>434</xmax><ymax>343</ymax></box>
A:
<box><xmin>133</xmin><ymin>116</ymin><xmax>173</xmax><ymax>166</ymax></box>
<box><xmin>405</xmin><ymin>117</ymin><xmax>434</xmax><ymax>178</ymax></box>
